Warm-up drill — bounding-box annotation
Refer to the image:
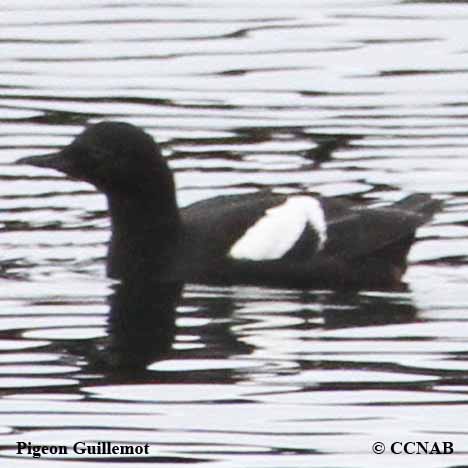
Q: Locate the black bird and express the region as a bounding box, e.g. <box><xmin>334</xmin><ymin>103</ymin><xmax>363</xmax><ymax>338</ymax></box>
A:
<box><xmin>18</xmin><ymin>121</ymin><xmax>440</xmax><ymax>289</ymax></box>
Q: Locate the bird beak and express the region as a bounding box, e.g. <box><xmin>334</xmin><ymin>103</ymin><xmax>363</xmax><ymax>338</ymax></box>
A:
<box><xmin>16</xmin><ymin>151</ymin><xmax>72</xmax><ymax>174</ymax></box>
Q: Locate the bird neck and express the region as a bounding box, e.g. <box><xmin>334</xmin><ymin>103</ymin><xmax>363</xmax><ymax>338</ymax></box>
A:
<box><xmin>105</xmin><ymin>186</ymin><xmax>181</xmax><ymax>281</ymax></box>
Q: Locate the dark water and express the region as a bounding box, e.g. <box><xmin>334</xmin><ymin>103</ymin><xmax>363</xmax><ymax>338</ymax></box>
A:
<box><xmin>1</xmin><ymin>1</ymin><xmax>468</xmax><ymax>466</ymax></box>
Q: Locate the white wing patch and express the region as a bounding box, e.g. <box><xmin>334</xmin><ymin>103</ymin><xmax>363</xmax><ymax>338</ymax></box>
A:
<box><xmin>229</xmin><ymin>196</ymin><xmax>327</xmax><ymax>261</ymax></box>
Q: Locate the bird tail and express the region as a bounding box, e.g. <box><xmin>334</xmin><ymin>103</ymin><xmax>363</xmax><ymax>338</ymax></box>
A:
<box><xmin>393</xmin><ymin>194</ymin><xmax>442</xmax><ymax>224</ymax></box>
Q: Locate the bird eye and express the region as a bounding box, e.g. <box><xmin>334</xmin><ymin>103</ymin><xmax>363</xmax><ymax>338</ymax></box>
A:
<box><xmin>89</xmin><ymin>145</ymin><xmax>111</xmax><ymax>162</ymax></box>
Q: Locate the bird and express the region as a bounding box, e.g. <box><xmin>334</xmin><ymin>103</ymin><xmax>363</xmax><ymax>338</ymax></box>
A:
<box><xmin>17</xmin><ymin>121</ymin><xmax>440</xmax><ymax>289</ymax></box>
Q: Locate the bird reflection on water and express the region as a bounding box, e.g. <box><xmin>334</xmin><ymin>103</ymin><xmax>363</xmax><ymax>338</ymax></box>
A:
<box><xmin>105</xmin><ymin>279</ymin><xmax>183</xmax><ymax>370</ymax></box>
<box><xmin>81</xmin><ymin>279</ymin><xmax>183</xmax><ymax>374</ymax></box>
<box><xmin>77</xmin><ymin>282</ymin><xmax>418</xmax><ymax>375</ymax></box>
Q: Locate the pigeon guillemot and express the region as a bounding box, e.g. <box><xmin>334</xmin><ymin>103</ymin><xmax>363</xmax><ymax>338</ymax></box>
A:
<box><xmin>18</xmin><ymin>121</ymin><xmax>440</xmax><ymax>289</ymax></box>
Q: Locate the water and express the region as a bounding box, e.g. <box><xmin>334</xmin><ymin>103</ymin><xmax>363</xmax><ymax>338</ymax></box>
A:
<box><xmin>1</xmin><ymin>0</ymin><xmax>468</xmax><ymax>466</ymax></box>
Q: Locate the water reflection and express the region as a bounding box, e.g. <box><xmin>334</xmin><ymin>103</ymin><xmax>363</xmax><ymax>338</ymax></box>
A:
<box><xmin>66</xmin><ymin>284</ymin><xmax>420</xmax><ymax>379</ymax></box>
<box><xmin>89</xmin><ymin>279</ymin><xmax>183</xmax><ymax>373</ymax></box>
<box><xmin>321</xmin><ymin>292</ymin><xmax>417</xmax><ymax>329</ymax></box>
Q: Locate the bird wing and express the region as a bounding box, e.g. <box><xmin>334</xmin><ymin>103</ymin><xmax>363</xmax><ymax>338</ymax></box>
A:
<box><xmin>320</xmin><ymin>195</ymin><xmax>439</xmax><ymax>260</ymax></box>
